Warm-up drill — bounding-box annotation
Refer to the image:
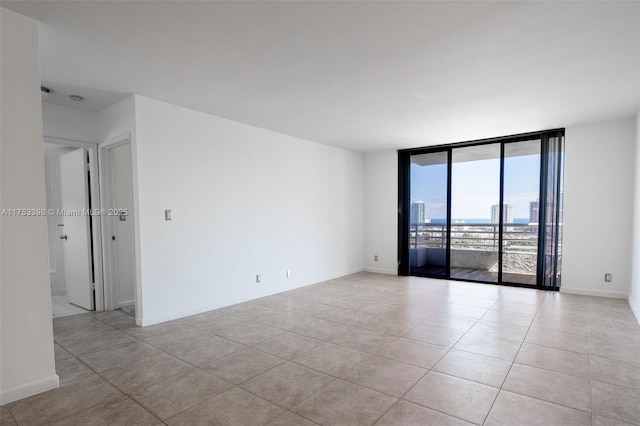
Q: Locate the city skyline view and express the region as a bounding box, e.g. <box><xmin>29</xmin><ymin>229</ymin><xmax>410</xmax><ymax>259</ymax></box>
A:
<box><xmin>410</xmin><ymin>152</ymin><xmax>540</xmax><ymax>221</ymax></box>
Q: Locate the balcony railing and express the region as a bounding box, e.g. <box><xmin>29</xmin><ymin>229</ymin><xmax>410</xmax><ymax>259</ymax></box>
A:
<box><xmin>410</xmin><ymin>222</ymin><xmax>539</xmax><ymax>253</ymax></box>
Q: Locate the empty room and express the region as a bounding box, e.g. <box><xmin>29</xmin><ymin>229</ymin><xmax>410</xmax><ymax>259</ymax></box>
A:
<box><xmin>1</xmin><ymin>1</ymin><xmax>639</xmax><ymax>425</ymax></box>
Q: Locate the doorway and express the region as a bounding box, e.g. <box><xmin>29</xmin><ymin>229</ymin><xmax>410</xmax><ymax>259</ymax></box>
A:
<box><xmin>100</xmin><ymin>138</ymin><xmax>136</xmax><ymax>315</ymax></box>
<box><xmin>43</xmin><ymin>138</ymin><xmax>103</xmax><ymax>316</ymax></box>
<box><xmin>398</xmin><ymin>129</ymin><xmax>564</xmax><ymax>289</ymax></box>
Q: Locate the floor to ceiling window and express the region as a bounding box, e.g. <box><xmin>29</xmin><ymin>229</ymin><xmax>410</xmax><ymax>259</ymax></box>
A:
<box><xmin>398</xmin><ymin>129</ymin><xmax>564</xmax><ymax>290</ymax></box>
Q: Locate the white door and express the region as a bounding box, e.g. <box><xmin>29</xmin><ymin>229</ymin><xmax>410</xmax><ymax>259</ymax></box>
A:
<box><xmin>59</xmin><ymin>149</ymin><xmax>94</xmax><ymax>310</ymax></box>
<box><xmin>110</xmin><ymin>144</ymin><xmax>135</xmax><ymax>308</ymax></box>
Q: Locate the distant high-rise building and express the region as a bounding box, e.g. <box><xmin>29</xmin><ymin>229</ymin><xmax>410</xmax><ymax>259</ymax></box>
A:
<box><xmin>491</xmin><ymin>204</ymin><xmax>514</xmax><ymax>224</ymax></box>
<box><xmin>529</xmin><ymin>200</ymin><xmax>539</xmax><ymax>224</ymax></box>
<box><xmin>410</xmin><ymin>200</ymin><xmax>426</xmax><ymax>224</ymax></box>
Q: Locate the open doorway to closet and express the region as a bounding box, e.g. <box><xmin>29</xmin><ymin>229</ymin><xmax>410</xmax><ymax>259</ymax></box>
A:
<box><xmin>398</xmin><ymin>129</ymin><xmax>564</xmax><ymax>290</ymax></box>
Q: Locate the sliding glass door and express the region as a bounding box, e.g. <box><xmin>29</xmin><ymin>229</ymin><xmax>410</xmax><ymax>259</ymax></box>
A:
<box><xmin>398</xmin><ymin>129</ymin><xmax>564</xmax><ymax>290</ymax></box>
<box><xmin>502</xmin><ymin>140</ymin><xmax>541</xmax><ymax>285</ymax></box>
<box><xmin>450</xmin><ymin>143</ymin><xmax>500</xmax><ymax>283</ymax></box>
<box><xmin>409</xmin><ymin>152</ymin><xmax>449</xmax><ymax>277</ymax></box>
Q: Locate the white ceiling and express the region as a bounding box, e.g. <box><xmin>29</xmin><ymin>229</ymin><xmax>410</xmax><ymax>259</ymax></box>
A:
<box><xmin>3</xmin><ymin>1</ymin><xmax>639</xmax><ymax>153</ymax></box>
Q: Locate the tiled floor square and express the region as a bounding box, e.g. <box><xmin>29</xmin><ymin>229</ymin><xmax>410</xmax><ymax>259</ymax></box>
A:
<box><xmin>168</xmin><ymin>335</ymin><xmax>245</xmax><ymax>367</ymax></box>
<box><xmin>404</xmin><ymin>322</ymin><xmax>466</xmax><ymax>347</ymax></box>
<box><xmin>377</xmin><ymin>337</ymin><xmax>447</xmax><ymax>369</ymax></box>
<box><xmin>293</xmin><ymin>341</ymin><xmax>370</xmax><ymax>376</ymax></box>
<box><xmin>6</xmin><ymin>377</ymin><xmax>121</xmax><ymax>425</ymax></box>
<box><xmin>329</xmin><ymin>327</ymin><xmax>397</xmax><ymax>354</ymax></box>
<box><xmin>341</xmin><ymin>356</ymin><xmax>426</xmax><ymax>397</ymax></box>
<box><xmin>266</xmin><ymin>411</ymin><xmax>319</xmax><ymax>426</ymax></box>
<box><xmin>422</xmin><ymin>312</ymin><xmax>479</xmax><ymax>331</ymax></box>
<box><xmin>47</xmin><ymin>396</ymin><xmax>161</xmax><ymax>426</ymax></box>
<box><xmin>432</xmin><ymin>349</ymin><xmax>511</xmax><ymax>388</ymax></box>
<box><xmin>470</xmin><ymin>319</ymin><xmax>528</xmax><ymax>342</ymax></box>
<box><xmin>205</xmin><ymin>347</ymin><xmax>285</xmax><ymax>384</ymax></box>
<box><xmin>590</xmin><ymin>355</ymin><xmax>640</xmax><ymax>390</ymax></box>
<box><xmin>76</xmin><ymin>340</ymin><xmax>163</xmax><ymax>372</ymax></box>
<box><xmin>132</xmin><ymin>368</ymin><xmax>233</xmax><ymax>420</ymax></box>
<box><xmin>375</xmin><ymin>400</ymin><xmax>473</xmax><ymax>426</ymax></box>
<box><xmin>485</xmin><ymin>390</ymin><xmax>591</xmax><ymax>426</ymax></box>
<box><xmin>523</xmin><ymin>327</ymin><xmax>589</xmax><ymax>354</ymax></box>
<box><xmin>515</xmin><ymin>342</ymin><xmax>590</xmax><ymax>378</ymax></box>
<box><xmin>101</xmin><ymin>353</ymin><xmax>194</xmax><ymax>395</ymax></box>
<box><xmin>502</xmin><ymin>363</ymin><xmax>591</xmax><ymax>412</ymax></box>
<box><xmin>254</xmin><ymin>332</ymin><xmax>322</xmax><ymax>359</ymax></box>
<box><xmin>166</xmin><ymin>387</ymin><xmax>283</xmax><ymax>426</ymax></box>
<box><xmin>592</xmin><ymin>380</ymin><xmax>640</xmax><ymax>425</ymax></box>
<box><xmin>291</xmin><ymin>379</ymin><xmax>397</xmax><ymax>426</ymax></box>
<box><xmin>404</xmin><ymin>371</ymin><xmax>498</xmax><ymax>424</ymax></box>
<box><xmin>453</xmin><ymin>332</ymin><xmax>520</xmax><ymax>361</ymax></box>
<box><xmin>241</xmin><ymin>361</ymin><xmax>333</xmax><ymax>408</ymax></box>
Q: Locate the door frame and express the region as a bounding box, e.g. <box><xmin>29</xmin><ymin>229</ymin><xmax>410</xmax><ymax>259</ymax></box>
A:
<box><xmin>398</xmin><ymin>128</ymin><xmax>565</xmax><ymax>290</ymax></box>
<box><xmin>99</xmin><ymin>134</ymin><xmax>137</xmax><ymax>312</ymax></box>
<box><xmin>43</xmin><ymin>136</ymin><xmax>105</xmax><ymax>311</ymax></box>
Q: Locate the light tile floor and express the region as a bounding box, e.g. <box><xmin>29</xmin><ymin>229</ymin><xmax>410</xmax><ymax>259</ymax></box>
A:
<box><xmin>4</xmin><ymin>272</ymin><xmax>640</xmax><ymax>425</ymax></box>
<box><xmin>51</xmin><ymin>295</ymin><xmax>90</xmax><ymax>318</ymax></box>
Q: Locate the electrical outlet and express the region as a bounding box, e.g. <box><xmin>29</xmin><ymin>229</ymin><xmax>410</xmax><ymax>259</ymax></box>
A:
<box><xmin>286</xmin><ymin>270</ymin><xmax>291</xmax><ymax>278</ymax></box>
<box><xmin>604</xmin><ymin>273</ymin><xmax>612</xmax><ymax>283</ymax></box>
<box><xmin>256</xmin><ymin>274</ymin><xmax>261</xmax><ymax>283</ymax></box>
<box><xmin>374</xmin><ymin>255</ymin><xmax>378</xmax><ymax>262</ymax></box>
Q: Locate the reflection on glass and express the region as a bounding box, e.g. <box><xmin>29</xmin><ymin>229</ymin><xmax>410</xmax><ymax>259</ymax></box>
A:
<box><xmin>502</xmin><ymin>140</ymin><xmax>541</xmax><ymax>285</ymax></box>
<box><xmin>409</xmin><ymin>152</ymin><xmax>448</xmax><ymax>277</ymax></box>
<box><xmin>450</xmin><ymin>144</ymin><xmax>500</xmax><ymax>283</ymax></box>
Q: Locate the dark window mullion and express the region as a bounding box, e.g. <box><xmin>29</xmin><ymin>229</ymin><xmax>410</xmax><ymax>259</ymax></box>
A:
<box><xmin>397</xmin><ymin>151</ymin><xmax>411</xmax><ymax>276</ymax></box>
<box><xmin>446</xmin><ymin>148</ymin><xmax>452</xmax><ymax>279</ymax></box>
<box><xmin>537</xmin><ymin>136</ymin><xmax>549</xmax><ymax>288</ymax></box>
<box><xmin>498</xmin><ymin>142</ymin><xmax>505</xmax><ymax>284</ymax></box>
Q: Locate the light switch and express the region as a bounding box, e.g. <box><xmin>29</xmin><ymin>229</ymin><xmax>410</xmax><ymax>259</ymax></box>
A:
<box><xmin>165</xmin><ymin>209</ymin><xmax>173</xmax><ymax>221</ymax></box>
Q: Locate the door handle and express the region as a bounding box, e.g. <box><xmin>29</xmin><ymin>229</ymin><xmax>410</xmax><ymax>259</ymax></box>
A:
<box><xmin>59</xmin><ymin>234</ymin><xmax>68</xmax><ymax>240</ymax></box>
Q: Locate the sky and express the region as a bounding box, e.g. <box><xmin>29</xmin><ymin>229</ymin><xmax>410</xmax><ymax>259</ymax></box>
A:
<box><xmin>411</xmin><ymin>153</ymin><xmax>540</xmax><ymax>220</ymax></box>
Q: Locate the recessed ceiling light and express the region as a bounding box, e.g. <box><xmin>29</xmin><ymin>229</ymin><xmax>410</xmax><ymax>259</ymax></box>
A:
<box><xmin>69</xmin><ymin>95</ymin><xmax>84</xmax><ymax>102</ymax></box>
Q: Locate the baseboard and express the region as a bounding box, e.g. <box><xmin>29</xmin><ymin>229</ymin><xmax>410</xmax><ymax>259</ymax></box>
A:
<box><xmin>364</xmin><ymin>266</ymin><xmax>397</xmax><ymax>275</ymax></box>
<box><xmin>560</xmin><ymin>286</ymin><xmax>628</xmax><ymax>299</ymax></box>
<box><xmin>1</xmin><ymin>374</ymin><xmax>59</xmax><ymax>405</ymax></box>
<box><xmin>138</xmin><ymin>267</ymin><xmax>365</xmax><ymax>327</ymax></box>
<box><xmin>629</xmin><ymin>295</ymin><xmax>640</xmax><ymax>325</ymax></box>
<box><xmin>117</xmin><ymin>299</ymin><xmax>135</xmax><ymax>308</ymax></box>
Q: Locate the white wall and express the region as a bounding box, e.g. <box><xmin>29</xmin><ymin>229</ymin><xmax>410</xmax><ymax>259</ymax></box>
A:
<box><xmin>629</xmin><ymin>112</ymin><xmax>640</xmax><ymax>322</ymax></box>
<box><xmin>42</xmin><ymin>102</ymin><xmax>98</xmax><ymax>142</ymax></box>
<box><xmin>363</xmin><ymin>151</ymin><xmax>398</xmax><ymax>274</ymax></box>
<box><xmin>133</xmin><ymin>95</ymin><xmax>363</xmax><ymax>325</ymax></box>
<box><xmin>0</xmin><ymin>8</ymin><xmax>58</xmax><ymax>403</ymax></box>
<box><xmin>561</xmin><ymin>117</ymin><xmax>637</xmax><ymax>298</ymax></box>
<box><xmin>97</xmin><ymin>96</ymin><xmax>136</xmax><ymax>143</ymax></box>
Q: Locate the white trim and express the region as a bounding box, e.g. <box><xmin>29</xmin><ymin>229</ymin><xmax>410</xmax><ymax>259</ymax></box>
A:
<box><xmin>629</xmin><ymin>295</ymin><xmax>640</xmax><ymax>325</ymax></box>
<box><xmin>98</xmin><ymin>135</ymin><xmax>138</xmax><ymax>314</ymax></box>
<box><xmin>364</xmin><ymin>267</ymin><xmax>397</xmax><ymax>275</ymax></box>
<box><xmin>43</xmin><ymin>136</ymin><xmax>105</xmax><ymax>312</ymax></box>
<box><xmin>0</xmin><ymin>374</ymin><xmax>59</xmax><ymax>405</ymax></box>
<box><xmin>560</xmin><ymin>286</ymin><xmax>628</xmax><ymax>299</ymax></box>
<box><xmin>100</xmin><ymin>133</ymin><xmax>131</xmax><ymax>150</ymax></box>
<box><xmin>117</xmin><ymin>299</ymin><xmax>135</xmax><ymax>309</ymax></box>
